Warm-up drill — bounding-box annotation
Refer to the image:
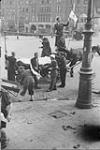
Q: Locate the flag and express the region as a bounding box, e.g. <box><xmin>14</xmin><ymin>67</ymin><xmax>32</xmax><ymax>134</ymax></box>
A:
<box><xmin>69</xmin><ymin>10</ymin><xmax>78</xmax><ymax>24</ymax></box>
<box><xmin>68</xmin><ymin>0</ymin><xmax>78</xmax><ymax>26</ymax></box>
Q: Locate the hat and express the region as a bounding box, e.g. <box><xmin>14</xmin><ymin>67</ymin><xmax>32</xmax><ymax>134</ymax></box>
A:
<box><xmin>50</xmin><ymin>54</ymin><xmax>55</xmax><ymax>59</ymax></box>
<box><xmin>56</xmin><ymin>16</ymin><xmax>60</xmax><ymax>21</ymax></box>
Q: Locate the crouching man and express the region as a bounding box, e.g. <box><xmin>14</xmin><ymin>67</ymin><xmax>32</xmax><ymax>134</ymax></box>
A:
<box><xmin>18</xmin><ymin>66</ymin><xmax>35</xmax><ymax>101</ymax></box>
<box><xmin>0</xmin><ymin>90</ymin><xmax>12</xmax><ymax>149</ymax></box>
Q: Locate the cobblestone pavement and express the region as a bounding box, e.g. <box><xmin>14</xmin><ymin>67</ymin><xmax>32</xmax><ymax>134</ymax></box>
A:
<box><xmin>2</xmin><ymin>34</ymin><xmax>100</xmax><ymax>149</ymax></box>
<box><xmin>4</xmin><ymin>54</ymin><xmax>100</xmax><ymax>150</ymax></box>
<box><xmin>5</xmin><ymin>99</ymin><xmax>100</xmax><ymax>149</ymax></box>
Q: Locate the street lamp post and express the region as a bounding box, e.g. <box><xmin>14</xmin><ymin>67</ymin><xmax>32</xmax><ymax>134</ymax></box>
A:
<box><xmin>76</xmin><ymin>0</ymin><xmax>94</xmax><ymax>109</ymax></box>
<box><xmin>17</xmin><ymin>0</ymin><xmax>19</xmax><ymax>39</ymax></box>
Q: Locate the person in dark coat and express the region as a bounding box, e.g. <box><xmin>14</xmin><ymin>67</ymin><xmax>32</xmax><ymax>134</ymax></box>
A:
<box><xmin>40</xmin><ymin>38</ymin><xmax>52</xmax><ymax>57</ymax></box>
<box><xmin>53</xmin><ymin>16</ymin><xmax>69</xmax><ymax>47</ymax></box>
<box><xmin>5</xmin><ymin>52</ymin><xmax>17</xmax><ymax>81</ymax></box>
<box><xmin>56</xmin><ymin>52</ymin><xmax>67</xmax><ymax>88</ymax></box>
<box><xmin>47</xmin><ymin>54</ymin><xmax>58</xmax><ymax>92</ymax></box>
<box><xmin>57</xmin><ymin>36</ymin><xmax>66</xmax><ymax>51</ymax></box>
<box><xmin>30</xmin><ymin>52</ymin><xmax>40</xmax><ymax>89</ymax></box>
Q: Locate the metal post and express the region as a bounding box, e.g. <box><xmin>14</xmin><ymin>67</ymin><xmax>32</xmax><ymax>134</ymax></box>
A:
<box><xmin>17</xmin><ymin>0</ymin><xmax>19</xmax><ymax>39</ymax></box>
<box><xmin>75</xmin><ymin>0</ymin><xmax>94</xmax><ymax>109</ymax></box>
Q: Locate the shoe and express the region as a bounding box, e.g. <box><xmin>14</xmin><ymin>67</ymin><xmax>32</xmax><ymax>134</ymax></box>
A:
<box><xmin>92</xmin><ymin>91</ymin><xmax>100</xmax><ymax>94</ymax></box>
<box><xmin>35</xmin><ymin>86</ymin><xmax>41</xmax><ymax>89</ymax></box>
<box><xmin>29</xmin><ymin>99</ymin><xmax>33</xmax><ymax>101</ymax></box>
<box><xmin>52</xmin><ymin>88</ymin><xmax>57</xmax><ymax>90</ymax></box>
<box><xmin>70</xmin><ymin>74</ymin><xmax>74</xmax><ymax>77</ymax></box>
<box><xmin>58</xmin><ymin>85</ymin><xmax>65</xmax><ymax>88</ymax></box>
<box><xmin>46</xmin><ymin>89</ymin><xmax>52</xmax><ymax>92</ymax></box>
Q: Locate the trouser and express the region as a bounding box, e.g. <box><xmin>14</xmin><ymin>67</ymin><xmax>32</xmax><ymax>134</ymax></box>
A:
<box><xmin>70</xmin><ymin>67</ymin><xmax>74</xmax><ymax>77</ymax></box>
<box><xmin>55</xmin><ymin>36</ymin><xmax>61</xmax><ymax>47</ymax></box>
<box><xmin>28</xmin><ymin>81</ymin><xmax>34</xmax><ymax>96</ymax></box>
<box><xmin>1</xmin><ymin>129</ymin><xmax>7</xmax><ymax>149</ymax></box>
<box><xmin>69</xmin><ymin>59</ymin><xmax>77</xmax><ymax>77</ymax></box>
<box><xmin>60</xmin><ymin>69</ymin><xmax>66</xmax><ymax>87</ymax></box>
<box><xmin>49</xmin><ymin>72</ymin><xmax>57</xmax><ymax>90</ymax></box>
<box><xmin>33</xmin><ymin>75</ymin><xmax>38</xmax><ymax>88</ymax></box>
<box><xmin>8</xmin><ymin>69</ymin><xmax>16</xmax><ymax>81</ymax></box>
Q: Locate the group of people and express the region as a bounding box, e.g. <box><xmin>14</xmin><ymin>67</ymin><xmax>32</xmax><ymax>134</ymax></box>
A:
<box><xmin>1</xmin><ymin>16</ymin><xmax>100</xmax><ymax>149</ymax></box>
<box><xmin>4</xmin><ymin>16</ymin><xmax>70</xmax><ymax>101</ymax></box>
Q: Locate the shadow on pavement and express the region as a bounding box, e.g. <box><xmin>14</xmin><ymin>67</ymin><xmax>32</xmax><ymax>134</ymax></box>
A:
<box><xmin>79</xmin><ymin>124</ymin><xmax>100</xmax><ymax>142</ymax></box>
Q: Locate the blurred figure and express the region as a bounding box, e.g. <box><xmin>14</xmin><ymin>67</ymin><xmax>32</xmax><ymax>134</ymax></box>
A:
<box><xmin>18</xmin><ymin>66</ymin><xmax>35</xmax><ymax>101</ymax></box>
<box><xmin>40</xmin><ymin>37</ymin><xmax>52</xmax><ymax>57</ymax></box>
<box><xmin>47</xmin><ymin>54</ymin><xmax>58</xmax><ymax>92</ymax></box>
<box><xmin>57</xmin><ymin>52</ymin><xmax>67</xmax><ymax>88</ymax></box>
<box><xmin>58</xmin><ymin>54</ymin><xmax>67</xmax><ymax>88</ymax></box>
<box><xmin>55</xmin><ymin>37</ymin><xmax>68</xmax><ymax>87</ymax></box>
<box><xmin>39</xmin><ymin>34</ymin><xmax>44</xmax><ymax>41</ymax></box>
<box><xmin>30</xmin><ymin>52</ymin><xmax>41</xmax><ymax>89</ymax></box>
<box><xmin>1</xmin><ymin>90</ymin><xmax>12</xmax><ymax>149</ymax></box>
<box><xmin>5</xmin><ymin>52</ymin><xmax>17</xmax><ymax>81</ymax></box>
<box><xmin>57</xmin><ymin>36</ymin><xmax>66</xmax><ymax>51</ymax></box>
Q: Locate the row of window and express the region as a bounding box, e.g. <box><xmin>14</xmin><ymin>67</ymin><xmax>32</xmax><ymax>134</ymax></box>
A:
<box><xmin>41</xmin><ymin>0</ymin><xmax>51</xmax><ymax>4</ymax></box>
<box><xmin>77</xmin><ymin>0</ymin><xmax>88</xmax><ymax>4</ymax></box>
<box><xmin>40</xmin><ymin>5</ymin><xmax>60</xmax><ymax>13</ymax></box>
<box><xmin>38</xmin><ymin>14</ymin><xmax>51</xmax><ymax>22</ymax></box>
<box><xmin>41</xmin><ymin>7</ymin><xmax>51</xmax><ymax>13</ymax></box>
<box><xmin>41</xmin><ymin>0</ymin><xmax>62</xmax><ymax>4</ymax></box>
<box><xmin>57</xmin><ymin>0</ymin><xmax>61</xmax><ymax>3</ymax></box>
<box><xmin>4</xmin><ymin>0</ymin><xmax>88</xmax><ymax>7</ymax></box>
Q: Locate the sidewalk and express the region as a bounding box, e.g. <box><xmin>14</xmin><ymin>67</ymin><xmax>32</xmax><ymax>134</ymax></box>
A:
<box><xmin>4</xmin><ymin>55</ymin><xmax>100</xmax><ymax>149</ymax></box>
<box><xmin>5</xmin><ymin>98</ymin><xmax>100</xmax><ymax>150</ymax></box>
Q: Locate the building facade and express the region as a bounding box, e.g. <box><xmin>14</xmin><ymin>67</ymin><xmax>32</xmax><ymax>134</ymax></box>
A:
<box><xmin>1</xmin><ymin>0</ymin><xmax>91</xmax><ymax>34</ymax></box>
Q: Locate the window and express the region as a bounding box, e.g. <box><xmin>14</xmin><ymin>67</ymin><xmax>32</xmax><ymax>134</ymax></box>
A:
<box><xmin>47</xmin><ymin>7</ymin><xmax>51</xmax><ymax>12</ymax></box>
<box><xmin>43</xmin><ymin>15</ymin><xmax>45</xmax><ymax>22</ymax></box>
<box><xmin>23</xmin><ymin>8</ymin><xmax>24</xmax><ymax>12</ymax></box>
<box><xmin>26</xmin><ymin>0</ymin><xmax>29</xmax><ymax>4</ymax></box>
<box><xmin>26</xmin><ymin>8</ymin><xmax>28</xmax><ymax>12</ymax></box>
<box><xmin>57</xmin><ymin>0</ymin><xmax>61</xmax><ymax>3</ymax></box>
<box><xmin>9</xmin><ymin>0</ymin><xmax>12</xmax><ymax>5</ymax></box>
<box><xmin>41</xmin><ymin>0</ymin><xmax>44</xmax><ymax>4</ymax></box>
<box><xmin>77</xmin><ymin>0</ymin><xmax>80</xmax><ymax>4</ymax></box>
<box><xmin>41</xmin><ymin>7</ymin><xmax>44</xmax><ymax>12</ymax></box>
<box><xmin>57</xmin><ymin>5</ymin><xmax>60</xmax><ymax>13</ymax></box>
<box><xmin>84</xmin><ymin>0</ymin><xmax>88</xmax><ymax>4</ymax></box>
<box><xmin>47</xmin><ymin>0</ymin><xmax>50</xmax><ymax>4</ymax></box>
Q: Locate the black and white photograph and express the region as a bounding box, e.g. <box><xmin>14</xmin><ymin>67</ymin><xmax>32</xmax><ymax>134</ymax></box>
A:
<box><xmin>0</xmin><ymin>0</ymin><xmax>100</xmax><ymax>149</ymax></box>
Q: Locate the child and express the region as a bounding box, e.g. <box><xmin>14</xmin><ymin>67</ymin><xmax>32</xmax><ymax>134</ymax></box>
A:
<box><xmin>18</xmin><ymin>66</ymin><xmax>35</xmax><ymax>101</ymax></box>
<box><xmin>0</xmin><ymin>89</ymin><xmax>12</xmax><ymax>149</ymax></box>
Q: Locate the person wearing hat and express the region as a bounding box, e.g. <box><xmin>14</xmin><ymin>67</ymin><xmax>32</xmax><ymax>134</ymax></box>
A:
<box><xmin>47</xmin><ymin>54</ymin><xmax>58</xmax><ymax>92</ymax></box>
<box><xmin>53</xmin><ymin>16</ymin><xmax>69</xmax><ymax>48</ymax></box>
